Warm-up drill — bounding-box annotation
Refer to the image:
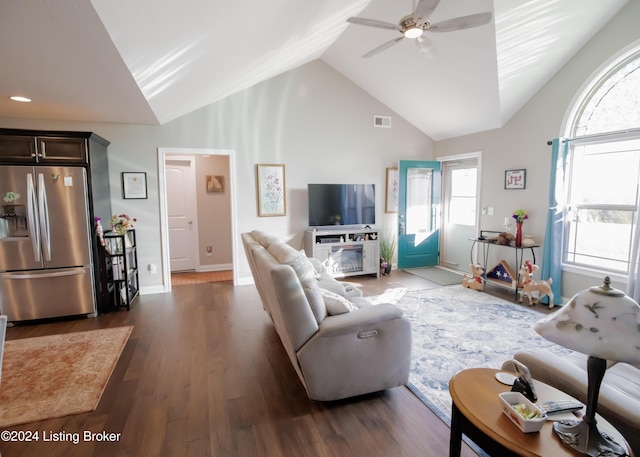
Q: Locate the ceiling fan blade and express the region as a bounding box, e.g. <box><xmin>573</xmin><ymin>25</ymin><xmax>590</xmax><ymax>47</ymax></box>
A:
<box><xmin>347</xmin><ymin>17</ymin><xmax>401</xmax><ymax>31</ymax></box>
<box><xmin>363</xmin><ymin>36</ymin><xmax>404</xmax><ymax>58</ymax></box>
<box><xmin>427</xmin><ymin>12</ymin><xmax>492</xmax><ymax>33</ymax></box>
<box><xmin>412</xmin><ymin>0</ymin><xmax>440</xmax><ymax>22</ymax></box>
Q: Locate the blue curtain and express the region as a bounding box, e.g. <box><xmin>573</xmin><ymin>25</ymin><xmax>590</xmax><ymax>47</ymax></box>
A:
<box><xmin>540</xmin><ymin>137</ymin><xmax>569</xmax><ymax>305</ymax></box>
<box><xmin>627</xmin><ymin>196</ymin><xmax>640</xmax><ymax>303</ymax></box>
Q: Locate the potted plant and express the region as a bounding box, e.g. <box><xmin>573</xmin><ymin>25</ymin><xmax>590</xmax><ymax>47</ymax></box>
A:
<box><xmin>379</xmin><ymin>231</ymin><xmax>397</xmax><ymax>275</ymax></box>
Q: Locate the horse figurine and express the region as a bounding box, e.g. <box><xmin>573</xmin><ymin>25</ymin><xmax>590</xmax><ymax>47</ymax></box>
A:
<box><xmin>519</xmin><ymin>261</ymin><xmax>554</xmax><ymax>308</ymax></box>
<box><xmin>462</xmin><ymin>264</ymin><xmax>484</xmax><ymax>291</ymax></box>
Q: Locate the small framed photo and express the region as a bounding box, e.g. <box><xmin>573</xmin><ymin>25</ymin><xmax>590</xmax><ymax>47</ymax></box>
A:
<box><xmin>505</xmin><ymin>169</ymin><xmax>526</xmax><ymax>190</ymax></box>
<box><xmin>206</xmin><ymin>175</ymin><xmax>224</xmax><ymax>193</ymax></box>
<box><xmin>385</xmin><ymin>167</ymin><xmax>399</xmax><ymax>213</ymax></box>
<box><xmin>256</xmin><ymin>164</ymin><xmax>286</xmax><ymax>217</ymax></box>
<box><xmin>122</xmin><ymin>172</ymin><xmax>147</xmax><ymax>199</ymax></box>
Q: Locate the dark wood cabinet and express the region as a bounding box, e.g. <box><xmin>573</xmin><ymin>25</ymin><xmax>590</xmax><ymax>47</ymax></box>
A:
<box><xmin>0</xmin><ymin>128</ymin><xmax>102</xmax><ymax>164</ymax></box>
<box><xmin>37</xmin><ymin>136</ymin><xmax>87</xmax><ymax>162</ymax></box>
<box><xmin>0</xmin><ymin>135</ymin><xmax>37</xmax><ymax>163</ymax></box>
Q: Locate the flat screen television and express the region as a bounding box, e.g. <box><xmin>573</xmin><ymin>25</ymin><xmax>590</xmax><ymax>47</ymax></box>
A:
<box><xmin>308</xmin><ymin>183</ymin><xmax>375</xmax><ymax>228</ymax></box>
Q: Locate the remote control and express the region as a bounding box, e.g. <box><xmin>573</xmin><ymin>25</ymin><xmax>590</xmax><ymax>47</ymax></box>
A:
<box><xmin>537</xmin><ymin>399</ymin><xmax>584</xmax><ymax>414</ymax></box>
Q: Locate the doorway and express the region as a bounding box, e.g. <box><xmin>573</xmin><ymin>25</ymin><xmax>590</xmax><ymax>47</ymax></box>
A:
<box><xmin>158</xmin><ymin>147</ymin><xmax>238</xmax><ymax>292</ymax></box>
<box><xmin>439</xmin><ymin>154</ymin><xmax>481</xmax><ymax>273</ymax></box>
<box><xmin>165</xmin><ymin>155</ymin><xmax>198</xmax><ymax>272</ymax></box>
<box><xmin>397</xmin><ymin>160</ymin><xmax>442</xmax><ymax>269</ymax></box>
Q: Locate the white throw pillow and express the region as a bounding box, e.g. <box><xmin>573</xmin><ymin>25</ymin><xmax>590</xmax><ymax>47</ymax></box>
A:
<box><xmin>317</xmin><ymin>276</ymin><xmax>348</xmax><ymax>296</ymax></box>
<box><xmin>321</xmin><ymin>289</ymin><xmax>358</xmax><ymax>315</ymax></box>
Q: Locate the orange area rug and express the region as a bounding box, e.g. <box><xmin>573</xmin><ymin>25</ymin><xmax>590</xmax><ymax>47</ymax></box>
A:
<box><xmin>0</xmin><ymin>326</ymin><xmax>132</xmax><ymax>428</ymax></box>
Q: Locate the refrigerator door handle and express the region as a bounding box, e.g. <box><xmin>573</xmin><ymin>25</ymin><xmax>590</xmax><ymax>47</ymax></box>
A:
<box><xmin>37</xmin><ymin>173</ymin><xmax>52</xmax><ymax>261</ymax></box>
<box><xmin>26</xmin><ymin>173</ymin><xmax>41</xmax><ymax>262</ymax></box>
<box><xmin>2</xmin><ymin>269</ymin><xmax>86</xmax><ymax>280</ymax></box>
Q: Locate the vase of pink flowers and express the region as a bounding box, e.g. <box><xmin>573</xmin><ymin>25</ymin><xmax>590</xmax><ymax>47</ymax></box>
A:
<box><xmin>110</xmin><ymin>214</ymin><xmax>136</xmax><ymax>235</ymax></box>
<box><xmin>512</xmin><ymin>209</ymin><xmax>528</xmax><ymax>247</ymax></box>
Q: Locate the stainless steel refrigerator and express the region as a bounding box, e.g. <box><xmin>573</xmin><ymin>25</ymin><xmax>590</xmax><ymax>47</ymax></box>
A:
<box><xmin>0</xmin><ymin>165</ymin><xmax>96</xmax><ymax>321</ymax></box>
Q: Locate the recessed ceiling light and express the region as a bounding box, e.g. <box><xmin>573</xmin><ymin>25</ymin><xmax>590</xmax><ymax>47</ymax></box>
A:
<box><xmin>10</xmin><ymin>96</ymin><xmax>32</xmax><ymax>103</ymax></box>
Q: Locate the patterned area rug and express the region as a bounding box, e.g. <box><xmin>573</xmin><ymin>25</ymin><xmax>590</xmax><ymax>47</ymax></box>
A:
<box><xmin>0</xmin><ymin>326</ymin><xmax>133</xmax><ymax>428</ymax></box>
<box><xmin>374</xmin><ymin>285</ymin><xmax>572</xmax><ymax>424</ymax></box>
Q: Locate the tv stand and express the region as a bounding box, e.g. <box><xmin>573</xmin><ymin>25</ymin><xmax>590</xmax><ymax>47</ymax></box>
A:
<box><xmin>303</xmin><ymin>228</ymin><xmax>380</xmax><ymax>278</ymax></box>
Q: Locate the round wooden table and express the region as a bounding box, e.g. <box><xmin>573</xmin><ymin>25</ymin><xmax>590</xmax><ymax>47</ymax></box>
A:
<box><xmin>448</xmin><ymin>368</ymin><xmax>633</xmax><ymax>457</ymax></box>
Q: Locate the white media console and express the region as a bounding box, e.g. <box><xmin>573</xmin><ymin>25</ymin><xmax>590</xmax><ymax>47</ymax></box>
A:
<box><xmin>303</xmin><ymin>228</ymin><xmax>380</xmax><ymax>278</ymax></box>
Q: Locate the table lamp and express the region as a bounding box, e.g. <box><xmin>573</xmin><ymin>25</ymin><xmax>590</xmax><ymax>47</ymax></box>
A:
<box><xmin>533</xmin><ymin>277</ymin><xmax>639</xmax><ymax>457</ymax></box>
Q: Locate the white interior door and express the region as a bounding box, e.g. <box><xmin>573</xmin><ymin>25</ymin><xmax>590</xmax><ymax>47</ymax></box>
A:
<box><xmin>441</xmin><ymin>157</ymin><xmax>479</xmax><ymax>272</ymax></box>
<box><xmin>166</xmin><ymin>156</ymin><xmax>198</xmax><ymax>272</ymax></box>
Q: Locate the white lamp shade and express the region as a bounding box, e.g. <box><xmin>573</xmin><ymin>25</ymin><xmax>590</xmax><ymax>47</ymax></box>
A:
<box><xmin>534</xmin><ymin>278</ymin><xmax>640</xmax><ymax>364</ymax></box>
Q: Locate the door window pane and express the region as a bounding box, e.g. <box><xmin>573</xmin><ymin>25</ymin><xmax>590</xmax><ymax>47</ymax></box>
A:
<box><xmin>449</xmin><ymin>168</ymin><xmax>477</xmax><ymax>226</ymax></box>
<box><xmin>406</xmin><ymin>168</ymin><xmax>433</xmax><ymax>235</ymax></box>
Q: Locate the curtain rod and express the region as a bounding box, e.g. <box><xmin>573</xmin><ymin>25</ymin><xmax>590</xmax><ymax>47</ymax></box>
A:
<box><xmin>547</xmin><ymin>127</ymin><xmax>640</xmax><ymax>145</ymax></box>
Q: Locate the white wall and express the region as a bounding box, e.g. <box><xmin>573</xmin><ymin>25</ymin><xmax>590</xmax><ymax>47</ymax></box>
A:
<box><xmin>0</xmin><ymin>60</ymin><xmax>434</xmax><ymax>291</ymax></box>
<box><xmin>435</xmin><ymin>0</ymin><xmax>640</xmax><ymax>299</ymax></box>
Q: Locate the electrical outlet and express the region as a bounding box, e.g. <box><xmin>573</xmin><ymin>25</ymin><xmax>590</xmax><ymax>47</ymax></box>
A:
<box><xmin>206</xmin><ymin>246</ymin><xmax>212</xmax><ymax>256</ymax></box>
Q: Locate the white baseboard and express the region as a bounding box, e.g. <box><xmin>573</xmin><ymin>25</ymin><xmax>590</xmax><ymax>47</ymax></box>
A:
<box><xmin>140</xmin><ymin>285</ymin><xmax>168</xmax><ymax>295</ymax></box>
<box><xmin>196</xmin><ymin>263</ymin><xmax>233</xmax><ymax>272</ymax></box>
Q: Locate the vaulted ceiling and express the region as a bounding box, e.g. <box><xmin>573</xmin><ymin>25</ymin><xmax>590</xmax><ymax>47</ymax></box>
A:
<box><xmin>0</xmin><ymin>0</ymin><xmax>628</xmax><ymax>140</ymax></box>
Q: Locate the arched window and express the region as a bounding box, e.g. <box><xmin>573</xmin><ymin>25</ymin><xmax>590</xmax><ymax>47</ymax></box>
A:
<box><xmin>563</xmin><ymin>46</ymin><xmax>640</xmax><ymax>275</ymax></box>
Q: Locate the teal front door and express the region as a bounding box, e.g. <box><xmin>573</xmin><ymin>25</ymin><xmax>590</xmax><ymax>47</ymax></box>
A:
<box><xmin>397</xmin><ymin>160</ymin><xmax>441</xmax><ymax>269</ymax></box>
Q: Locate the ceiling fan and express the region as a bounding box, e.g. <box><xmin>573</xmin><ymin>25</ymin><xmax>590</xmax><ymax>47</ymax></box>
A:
<box><xmin>347</xmin><ymin>0</ymin><xmax>492</xmax><ymax>58</ymax></box>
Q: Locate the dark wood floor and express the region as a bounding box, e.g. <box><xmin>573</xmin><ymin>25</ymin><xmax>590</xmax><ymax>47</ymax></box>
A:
<box><xmin>1</xmin><ymin>270</ymin><xmax>542</xmax><ymax>457</ymax></box>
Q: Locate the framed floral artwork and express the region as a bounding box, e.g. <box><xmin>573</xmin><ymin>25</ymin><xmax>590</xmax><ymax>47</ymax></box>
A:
<box><xmin>256</xmin><ymin>164</ymin><xmax>286</xmax><ymax>216</ymax></box>
<box><xmin>385</xmin><ymin>167</ymin><xmax>399</xmax><ymax>213</ymax></box>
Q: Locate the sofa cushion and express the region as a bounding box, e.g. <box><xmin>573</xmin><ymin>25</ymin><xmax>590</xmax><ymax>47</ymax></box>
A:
<box><xmin>350</xmin><ymin>296</ymin><xmax>373</xmax><ymax>309</ymax></box>
<box><xmin>321</xmin><ymin>289</ymin><xmax>358</xmax><ymax>315</ymax></box>
<box><xmin>251</xmin><ymin>230</ymin><xmax>281</xmax><ymax>248</ymax></box>
<box><xmin>268</xmin><ymin>243</ymin><xmax>327</xmax><ymax>323</ymax></box>
<box><xmin>268</xmin><ymin>242</ymin><xmax>299</xmax><ymax>265</ymax></box>
<box><xmin>316</xmin><ymin>275</ymin><xmax>348</xmax><ymax>296</ymax></box>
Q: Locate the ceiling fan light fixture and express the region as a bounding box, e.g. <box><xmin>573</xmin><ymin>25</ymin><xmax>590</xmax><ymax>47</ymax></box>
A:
<box><xmin>10</xmin><ymin>96</ymin><xmax>31</xmax><ymax>103</ymax></box>
<box><xmin>404</xmin><ymin>26</ymin><xmax>423</xmax><ymax>39</ymax></box>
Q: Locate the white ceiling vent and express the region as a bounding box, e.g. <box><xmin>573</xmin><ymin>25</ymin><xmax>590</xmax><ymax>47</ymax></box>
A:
<box><xmin>373</xmin><ymin>115</ymin><xmax>391</xmax><ymax>128</ymax></box>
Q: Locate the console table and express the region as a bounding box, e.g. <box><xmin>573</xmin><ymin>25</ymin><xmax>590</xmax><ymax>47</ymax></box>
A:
<box><xmin>470</xmin><ymin>230</ymin><xmax>540</xmax><ymax>297</ymax></box>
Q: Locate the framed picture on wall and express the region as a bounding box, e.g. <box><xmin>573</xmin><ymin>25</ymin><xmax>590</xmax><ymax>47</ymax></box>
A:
<box><xmin>505</xmin><ymin>169</ymin><xmax>526</xmax><ymax>190</ymax></box>
<box><xmin>256</xmin><ymin>164</ymin><xmax>286</xmax><ymax>216</ymax></box>
<box><xmin>122</xmin><ymin>172</ymin><xmax>148</xmax><ymax>199</ymax></box>
<box><xmin>385</xmin><ymin>167</ymin><xmax>399</xmax><ymax>213</ymax></box>
<box><xmin>206</xmin><ymin>175</ymin><xmax>224</xmax><ymax>193</ymax></box>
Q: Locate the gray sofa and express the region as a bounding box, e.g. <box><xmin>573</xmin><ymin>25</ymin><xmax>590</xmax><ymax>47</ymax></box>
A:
<box><xmin>242</xmin><ymin>230</ymin><xmax>412</xmax><ymax>401</ymax></box>
<box><xmin>502</xmin><ymin>350</ymin><xmax>640</xmax><ymax>455</ymax></box>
